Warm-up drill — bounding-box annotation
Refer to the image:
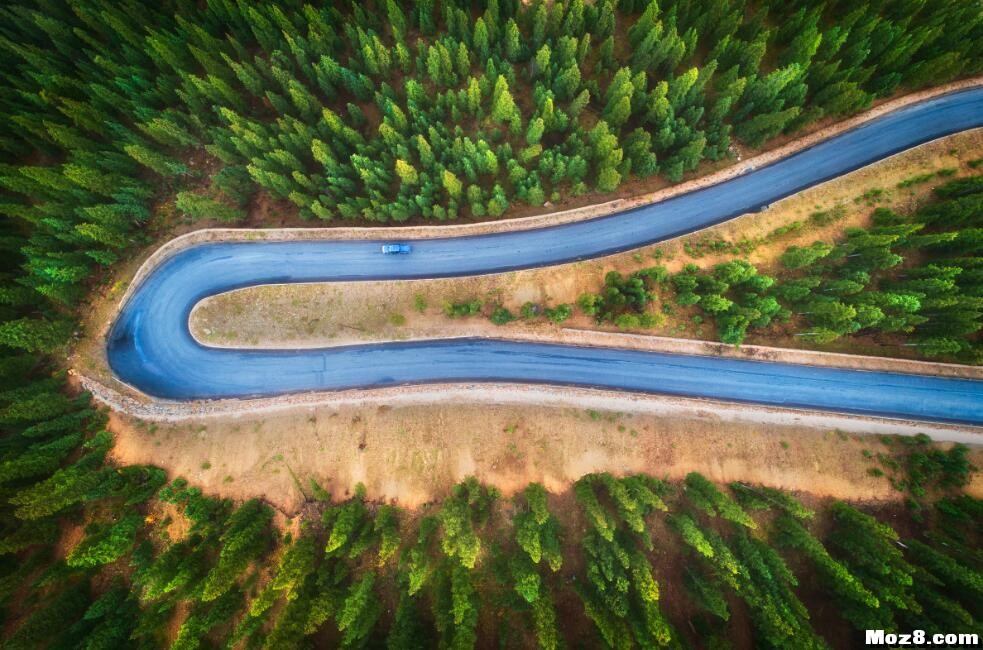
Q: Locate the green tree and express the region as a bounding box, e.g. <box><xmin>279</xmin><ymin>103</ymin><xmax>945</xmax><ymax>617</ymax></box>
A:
<box><xmin>200</xmin><ymin>499</ymin><xmax>273</xmax><ymax>601</ymax></box>
<box><xmin>395</xmin><ymin>159</ymin><xmax>419</xmax><ymax>185</ymax></box>
<box><xmin>0</xmin><ymin>318</ymin><xmax>72</xmax><ymax>353</ymax></box>
<box><xmin>175</xmin><ymin>191</ymin><xmax>245</xmax><ymax>222</ymax></box>
<box><xmin>442</xmin><ymin>170</ymin><xmax>463</xmax><ymax>199</ymax></box>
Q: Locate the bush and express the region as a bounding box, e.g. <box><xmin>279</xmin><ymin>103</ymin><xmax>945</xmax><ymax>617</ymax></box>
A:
<box><xmin>443</xmin><ymin>300</ymin><xmax>482</xmax><ymax>318</ymax></box>
<box><xmin>490</xmin><ymin>306</ymin><xmax>515</xmax><ymax>325</ymax></box>
<box><xmin>520</xmin><ymin>302</ymin><xmax>540</xmax><ymax>320</ymax></box>
<box><xmin>544</xmin><ymin>304</ymin><xmax>572</xmax><ymax>324</ymax></box>
<box><xmin>577</xmin><ymin>293</ymin><xmax>602</xmax><ymax>317</ymax></box>
<box><xmin>614</xmin><ymin>313</ymin><xmax>640</xmax><ymax>329</ymax></box>
<box><xmin>808</xmin><ymin>204</ymin><xmax>847</xmax><ymax>226</ymax></box>
<box><xmin>767</xmin><ymin>221</ymin><xmax>804</xmax><ymax>240</ymax></box>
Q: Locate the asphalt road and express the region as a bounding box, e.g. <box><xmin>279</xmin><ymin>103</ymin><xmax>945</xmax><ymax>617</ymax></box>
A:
<box><xmin>107</xmin><ymin>87</ymin><xmax>983</xmax><ymax>423</ymax></box>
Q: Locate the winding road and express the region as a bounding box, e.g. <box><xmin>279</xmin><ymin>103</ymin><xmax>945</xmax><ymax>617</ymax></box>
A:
<box><xmin>108</xmin><ymin>87</ymin><xmax>983</xmax><ymax>424</ymax></box>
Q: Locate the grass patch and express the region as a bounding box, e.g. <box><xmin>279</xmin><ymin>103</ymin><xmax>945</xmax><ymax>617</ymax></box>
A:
<box><xmin>808</xmin><ymin>203</ymin><xmax>847</xmax><ymax>226</ymax></box>
<box><xmin>683</xmin><ymin>235</ymin><xmax>757</xmax><ymax>259</ymax></box>
<box><xmin>854</xmin><ymin>187</ymin><xmax>888</xmax><ymax>206</ymax></box>
<box><xmin>765</xmin><ymin>220</ymin><xmax>805</xmax><ymax>240</ymax></box>
<box><xmin>896</xmin><ymin>172</ymin><xmax>935</xmax><ymax>188</ymax></box>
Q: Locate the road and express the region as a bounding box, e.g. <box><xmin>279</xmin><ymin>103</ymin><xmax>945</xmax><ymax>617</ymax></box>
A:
<box><xmin>107</xmin><ymin>87</ymin><xmax>983</xmax><ymax>424</ymax></box>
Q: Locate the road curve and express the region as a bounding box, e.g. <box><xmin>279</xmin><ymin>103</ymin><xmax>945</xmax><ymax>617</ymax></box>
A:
<box><xmin>108</xmin><ymin>87</ymin><xmax>983</xmax><ymax>424</ymax></box>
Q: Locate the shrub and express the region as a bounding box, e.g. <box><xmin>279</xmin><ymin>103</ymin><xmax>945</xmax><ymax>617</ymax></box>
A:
<box><xmin>520</xmin><ymin>302</ymin><xmax>540</xmax><ymax>320</ymax></box>
<box><xmin>490</xmin><ymin>306</ymin><xmax>515</xmax><ymax>325</ymax></box>
<box><xmin>544</xmin><ymin>304</ymin><xmax>572</xmax><ymax>323</ymax></box>
<box><xmin>443</xmin><ymin>300</ymin><xmax>482</xmax><ymax>318</ymax></box>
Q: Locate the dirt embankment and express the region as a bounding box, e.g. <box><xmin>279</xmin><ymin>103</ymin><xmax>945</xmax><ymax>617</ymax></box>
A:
<box><xmin>102</xmin><ymin>382</ymin><xmax>983</xmax><ymax>514</ymax></box>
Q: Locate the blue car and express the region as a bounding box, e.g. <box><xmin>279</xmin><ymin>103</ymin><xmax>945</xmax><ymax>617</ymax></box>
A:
<box><xmin>381</xmin><ymin>243</ymin><xmax>412</xmax><ymax>254</ymax></box>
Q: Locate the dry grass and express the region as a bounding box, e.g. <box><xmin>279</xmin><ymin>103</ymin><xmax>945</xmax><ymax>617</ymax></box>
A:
<box><xmin>109</xmin><ymin>398</ymin><xmax>983</xmax><ymax>514</ymax></box>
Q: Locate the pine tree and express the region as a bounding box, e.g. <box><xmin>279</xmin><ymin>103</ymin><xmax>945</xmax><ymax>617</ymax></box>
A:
<box><xmin>0</xmin><ymin>318</ymin><xmax>72</xmax><ymax>352</ymax></box>
<box><xmin>200</xmin><ymin>499</ymin><xmax>273</xmax><ymax>601</ymax></box>
<box><xmin>491</xmin><ymin>76</ymin><xmax>520</xmax><ymax>130</ymax></box>
<box><xmin>504</xmin><ymin>18</ymin><xmax>522</xmax><ymax>62</ymax></box>
<box><xmin>442</xmin><ymin>169</ymin><xmax>463</xmax><ymax>199</ymax></box>
<box><xmin>775</xmin><ymin>513</ymin><xmax>886</xmax><ymax>629</ymax></box>
<box><xmin>124</xmin><ymin>143</ymin><xmax>188</xmax><ymax>176</ymax></box>
<box><xmin>395</xmin><ymin>159</ymin><xmax>419</xmax><ymax>185</ymax></box>
<box><xmin>175</xmin><ymin>191</ymin><xmax>245</xmax><ymax>222</ymax></box>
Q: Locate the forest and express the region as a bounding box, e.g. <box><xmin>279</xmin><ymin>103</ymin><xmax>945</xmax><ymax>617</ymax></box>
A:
<box><xmin>1</xmin><ymin>0</ymin><xmax>982</xmax><ymax>647</ymax></box>
<box><xmin>0</xmin><ymin>368</ymin><xmax>979</xmax><ymax>648</ymax></box>
<box><xmin>2</xmin><ymin>0</ymin><xmax>983</xmax><ymax>357</ymax></box>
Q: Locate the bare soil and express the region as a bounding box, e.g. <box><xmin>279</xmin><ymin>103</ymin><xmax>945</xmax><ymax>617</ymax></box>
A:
<box><xmin>108</xmin><ymin>397</ymin><xmax>983</xmax><ymax>515</ymax></box>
